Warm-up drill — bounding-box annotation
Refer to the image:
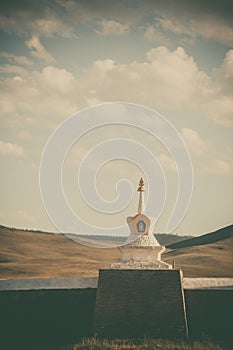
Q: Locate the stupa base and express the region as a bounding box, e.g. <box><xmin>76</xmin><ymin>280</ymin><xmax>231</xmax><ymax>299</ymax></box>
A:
<box><xmin>94</xmin><ymin>269</ymin><xmax>188</xmax><ymax>338</ymax></box>
<box><xmin>111</xmin><ymin>259</ymin><xmax>172</xmax><ymax>270</ymax></box>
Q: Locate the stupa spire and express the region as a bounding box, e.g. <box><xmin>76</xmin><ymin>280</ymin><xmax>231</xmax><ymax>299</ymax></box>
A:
<box><xmin>111</xmin><ymin>178</ymin><xmax>172</xmax><ymax>270</ymax></box>
<box><xmin>137</xmin><ymin>177</ymin><xmax>145</xmax><ymax>214</ymax></box>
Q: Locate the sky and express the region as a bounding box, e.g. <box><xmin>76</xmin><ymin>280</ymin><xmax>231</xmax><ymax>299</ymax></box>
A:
<box><xmin>0</xmin><ymin>0</ymin><xmax>233</xmax><ymax>236</ymax></box>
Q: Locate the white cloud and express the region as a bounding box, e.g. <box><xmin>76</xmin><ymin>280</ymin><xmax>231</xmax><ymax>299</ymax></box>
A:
<box><xmin>0</xmin><ymin>65</ymin><xmax>77</xmax><ymax>128</ymax></box>
<box><xmin>56</xmin><ymin>0</ymin><xmax>139</xmax><ymax>24</ymax></box>
<box><xmin>158</xmin><ymin>16</ymin><xmax>233</xmax><ymax>46</ymax></box>
<box><xmin>79</xmin><ymin>47</ymin><xmax>233</xmax><ymax>127</ymax></box>
<box><xmin>0</xmin><ymin>1</ymin><xmax>231</xmax><ymax>47</ymax></box>
<box><xmin>200</xmin><ymin>159</ymin><xmax>233</xmax><ymax>175</ymax></box>
<box><xmin>202</xmin><ymin>96</ymin><xmax>233</xmax><ymax>127</ymax></box>
<box><xmin>0</xmin><ymin>52</ymin><xmax>33</xmax><ymax>66</ymax></box>
<box><xmin>144</xmin><ymin>25</ymin><xmax>157</xmax><ymax>40</ymax></box>
<box><xmin>144</xmin><ymin>25</ymin><xmax>169</xmax><ymax>45</ymax></box>
<box><xmin>96</xmin><ymin>20</ymin><xmax>129</xmax><ymax>35</ymax></box>
<box><xmin>0</xmin><ymin>140</ymin><xmax>24</xmax><ymax>156</ymax></box>
<box><xmin>157</xmin><ymin>153</ymin><xmax>176</xmax><ymax>171</ymax></box>
<box><xmin>182</xmin><ymin>128</ymin><xmax>210</xmax><ymax>155</ymax></box>
<box><xmin>0</xmin><ymin>64</ymin><xmax>27</xmax><ymax>76</ymax></box>
<box><xmin>159</xmin><ymin>18</ymin><xmax>194</xmax><ymax>37</ymax></box>
<box><xmin>30</xmin><ymin>15</ymin><xmax>75</xmax><ymax>38</ymax></box>
<box><xmin>193</xmin><ymin>17</ymin><xmax>233</xmax><ymax>46</ymax></box>
<box><xmin>18</xmin><ymin>130</ymin><xmax>33</xmax><ymax>140</ymax></box>
<box><xmin>202</xmin><ymin>50</ymin><xmax>233</xmax><ymax>126</ymax></box>
<box><xmin>93</xmin><ymin>59</ymin><xmax>115</xmax><ymax>71</ymax></box>
<box><xmin>34</xmin><ymin>65</ymin><xmax>75</xmax><ymax>94</ymax></box>
<box><xmin>80</xmin><ymin>46</ymin><xmax>210</xmax><ymax>110</ymax></box>
<box><xmin>25</xmin><ymin>36</ymin><xmax>55</xmax><ymax>63</ymax></box>
<box><xmin>0</xmin><ymin>11</ymin><xmax>74</xmax><ymax>38</ymax></box>
<box><xmin>219</xmin><ymin>49</ymin><xmax>233</xmax><ymax>79</ymax></box>
<box><xmin>1</xmin><ymin>46</ymin><xmax>232</xmax><ymax>132</ymax></box>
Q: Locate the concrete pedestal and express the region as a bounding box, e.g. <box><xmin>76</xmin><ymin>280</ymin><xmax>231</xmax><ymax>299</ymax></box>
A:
<box><xmin>94</xmin><ymin>269</ymin><xmax>188</xmax><ymax>339</ymax></box>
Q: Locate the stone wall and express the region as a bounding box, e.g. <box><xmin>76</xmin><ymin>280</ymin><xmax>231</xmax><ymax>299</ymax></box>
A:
<box><xmin>185</xmin><ymin>289</ymin><xmax>233</xmax><ymax>344</ymax></box>
<box><xmin>0</xmin><ymin>277</ymin><xmax>232</xmax><ymax>349</ymax></box>
<box><xmin>0</xmin><ymin>288</ymin><xmax>96</xmax><ymax>350</ymax></box>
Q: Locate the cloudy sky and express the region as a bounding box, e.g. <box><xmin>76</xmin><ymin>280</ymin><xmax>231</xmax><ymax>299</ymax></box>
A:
<box><xmin>0</xmin><ymin>0</ymin><xmax>232</xmax><ymax>236</ymax></box>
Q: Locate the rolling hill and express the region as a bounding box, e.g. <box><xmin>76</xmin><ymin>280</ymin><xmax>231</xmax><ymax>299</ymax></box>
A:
<box><xmin>0</xmin><ymin>224</ymin><xmax>232</xmax><ymax>278</ymax></box>
<box><xmin>167</xmin><ymin>224</ymin><xmax>233</xmax><ymax>249</ymax></box>
<box><xmin>64</xmin><ymin>232</ymin><xmax>192</xmax><ymax>248</ymax></box>
<box><xmin>164</xmin><ymin>225</ymin><xmax>233</xmax><ymax>277</ymax></box>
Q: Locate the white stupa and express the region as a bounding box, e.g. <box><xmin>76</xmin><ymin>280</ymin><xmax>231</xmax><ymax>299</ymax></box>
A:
<box><xmin>111</xmin><ymin>178</ymin><xmax>172</xmax><ymax>270</ymax></box>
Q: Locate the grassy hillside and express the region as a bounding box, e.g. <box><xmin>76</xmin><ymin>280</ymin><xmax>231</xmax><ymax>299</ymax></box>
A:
<box><xmin>168</xmin><ymin>225</ymin><xmax>233</xmax><ymax>249</ymax></box>
<box><xmin>164</xmin><ymin>237</ymin><xmax>233</xmax><ymax>277</ymax></box>
<box><xmin>163</xmin><ymin>225</ymin><xmax>233</xmax><ymax>277</ymax></box>
<box><xmin>0</xmin><ymin>224</ymin><xmax>232</xmax><ymax>278</ymax></box>
<box><xmin>156</xmin><ymin>233</ymin><xmax>192</xmax><ymax>246</ymax></box>
<box><xmin>0</xmin><ymin>225</ymin><xmax>120</xmax><ymax>278</ymax></box>
<box><xmin>63</xmin><ymin>232</ymin><xmax>191</xmax><ymax>247</ymax></box>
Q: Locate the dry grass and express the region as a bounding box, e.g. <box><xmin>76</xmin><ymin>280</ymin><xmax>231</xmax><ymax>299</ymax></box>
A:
<box><xmin>66</xmin><ymin>338</ymin><xmax>224</xmax><ymax>350</ymax></box>
<box><xmin>0</xmin><ymin>226</ymin><xmax>120</xmax><ymax>278</ymax></box>
<box><xmin>164</xmin><ymin>238</ymin><xmax>233</xmax><ymax>277</ymax></box>
<box><xmin>0</xmin><ymin>225</ymin><xmax>233</xmax><ymax>279</ymax></box>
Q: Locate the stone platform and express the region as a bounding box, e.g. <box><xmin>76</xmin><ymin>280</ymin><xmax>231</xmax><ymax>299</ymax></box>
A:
<box><xmin>94</xmin><ymin>269</ymin><xmax>188</xmax><ymax>338</ymax></box>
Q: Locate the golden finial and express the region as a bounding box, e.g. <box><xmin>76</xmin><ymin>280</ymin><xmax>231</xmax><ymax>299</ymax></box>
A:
<box><xmin>137</xmin><ymin>178</ymin><xmax>145</xmax><ymax>192</ymax></box>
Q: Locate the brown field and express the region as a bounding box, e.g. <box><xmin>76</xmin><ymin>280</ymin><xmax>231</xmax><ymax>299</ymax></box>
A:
<box><xmin>0</xmin><ymin>225</ymin><xmax>233</xmax><ymax>278</ymax></box>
